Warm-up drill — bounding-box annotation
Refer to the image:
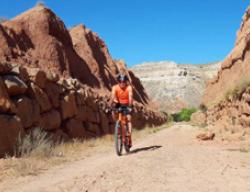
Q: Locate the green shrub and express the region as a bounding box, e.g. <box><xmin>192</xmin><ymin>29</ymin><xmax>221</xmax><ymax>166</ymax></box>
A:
<box><xmin>172</xmin><ymin>108</ymin><xmax>197</xmax><ymax>122</ymax></box>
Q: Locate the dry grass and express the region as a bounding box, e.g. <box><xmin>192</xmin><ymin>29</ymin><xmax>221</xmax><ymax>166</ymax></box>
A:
<box><xmin>0</xmin><ymin>124</ymin><xmax>171</xmax><ymax>182</ymax></box>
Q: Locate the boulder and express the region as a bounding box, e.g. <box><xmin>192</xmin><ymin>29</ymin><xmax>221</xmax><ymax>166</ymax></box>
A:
<box><xmin>60</xmin><ymin>91</ymin><xmax>78</xmax><ymax>119</ymax></box>
<box><xmin>46</xmin><ymin>71</ymin><xmax>60</xmax><ymax>82</ymax></box>
<box><xmin>64</xmin><ymin>118</ymin><xmax>85</xmax><ymax>138</ymax></box>
<box><xmin>75</xmin><ymin>89</ymin><xmax>86</xmax><ymax>105</ymax></box>
<box><xmin>39</xmin><ymin>109</ymin><xmax>61</xmax><ymax>130</ymax></box>
<box><xmin>44</xmin><ymin>82</ymin><xmax>63</xmax><ymax>108</ymax></box>
<box><xmin>3</xmin><ymin>75</ymin><xmax>28</xmax><ymax>96</ymax></box>
<box><xmin>0</xmin><ymin>77</ymin><xmax>16</xmax><ymax>113</ymax></box>
<box><xmin>0</xmin><ymin>62</ymin><xmax>12</xmax><ymax>74</ymax></box>
<box><xmin>27</xmin><ymin>68</ymin><xmax>47</xmax><ymax>88</ymax></box>
<box><xmin>0</xmin><ymin>115</ymin><xmax>23</xmax><ymax>157</ymax></box>
<box><xmin>100</xmin><ymin>113</ymin><xmax>110</xmax><ymax>134</ymax></box>
<box><xmin>15</xmin><ymin>96</ymin><xmax>40</xmax><ymax>128</ymax></box>
<box><xmin>85</xmin><ymin>107</ymin><xmax>99</xmax><ymax>123</ymax></box>
<box><xmin>10</xmin><ymin>65</ymin><xmax>29</xmax><ymax>82</ymax></box>
<box><xmin>196</xmin><ymin>132</ymin><xmax>215</xmax><ymax>141</ymax></box>
<box><xmin>85</xmin><ymin>122</ymin><xmax>101</xmax><ymax>136</ymax></box>
<box><xmin>76</xmin><ymin>105</ymin><xmax>88</xmax><ymax>122</ymax></box>
<box><xmin>30</xmin><ymin>82</ymin><xmax>52</xmax><ymax>112</ymax></box>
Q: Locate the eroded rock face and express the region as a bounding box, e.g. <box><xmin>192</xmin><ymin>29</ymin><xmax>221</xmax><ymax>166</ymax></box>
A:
<box><xmin>0</xmin><ymin>76</ymin><xmax>16</xmax><ymax>113</ymax></box>
<box><xmin>70</xmin><ymin>27</ymin><xmax>149</xmax><ymax>104</ymax></box>
<box><xmin>15</xmin><ymin>96</ymin><xmax>40</xmax><ymax>128</ymax></box>
<box><xmin>0</xmin><ymin>5</ymin><xmax>99</xmax><ymax>87</ymax></box>
<box><xmin>203</xmin><ymin>6</ymin><xmax>250</xmax><ymax>105</ymax></box>
<box><xmin>0</xmin><ymin>5</ymin><xmax>149</xmax><ymax>106</ymax></box>
<box><xmin>3</xmin><ymin>75</ymin><xmax>27</xmax><ymax>95</ymax></box>
<box><xmin>0</xmin><ymin>115</ymin><xmax>23</xmax><ymax>157</ymax></box>
<box><xmin>70</xmin><ymin>24</ymin><xmax>118</xmax><ymax>90</ymax></box>
<box><xmin>39</xmin><ymin>109</ymin><xmax>61</xmax><ymax>131</ymax></box>
<box><xmin>132</xmin><ymin>61</ymin><xmax>220</xmax><ymax>113</ymax></box>
<box><xmin>64</xmin><ymin>118</ymin><xmax>85</xmax><ymax>138</ymax></box>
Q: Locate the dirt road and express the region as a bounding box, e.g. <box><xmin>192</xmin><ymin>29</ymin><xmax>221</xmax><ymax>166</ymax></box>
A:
<box><xmin>1</xmin><ymin>124</ymin><xmax>250</xmax><ymax>192</ymax></box>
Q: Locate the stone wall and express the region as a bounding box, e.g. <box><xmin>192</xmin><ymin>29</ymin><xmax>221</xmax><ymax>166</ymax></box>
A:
<box><xmin>0</xmin><ymin>62</ymin><xmax>167</xmax><ymax>157</ymax></box>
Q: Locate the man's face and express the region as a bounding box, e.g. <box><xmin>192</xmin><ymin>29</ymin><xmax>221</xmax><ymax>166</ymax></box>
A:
<box><xmin>119</xmin><ymin>81</ymin><xmax>127</xmax><ymax>88</ymax></box>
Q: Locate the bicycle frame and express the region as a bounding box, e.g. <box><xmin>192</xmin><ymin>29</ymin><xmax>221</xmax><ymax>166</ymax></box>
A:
<box><xmin>118</xmin><ymin>111</ymin><xmax>128</xmax><ymax>143</ymax></box>
<box><xmin>114</xmin><ymin>106</ymin><xmax>131</xmax><ymax>155</ymax></box>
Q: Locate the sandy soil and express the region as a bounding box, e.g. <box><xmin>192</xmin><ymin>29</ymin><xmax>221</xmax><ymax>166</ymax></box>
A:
<box><xmin>1</xmin><ymin>124</ymin><xmax>250</xmax><ymax>192</ymax></box>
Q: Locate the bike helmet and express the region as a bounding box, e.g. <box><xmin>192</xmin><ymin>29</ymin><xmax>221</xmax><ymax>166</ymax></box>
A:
<box><xmin>117</xmin><ymin>74</ymin><xmax>129</xmax><ymax>82</ymax></box>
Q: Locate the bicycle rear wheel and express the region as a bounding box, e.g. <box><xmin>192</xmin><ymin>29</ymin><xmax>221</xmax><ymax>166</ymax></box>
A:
<box><xmin>115</xmin><ymin>121</ymin><xmax>123</xmax><ymax>156</ymax></box>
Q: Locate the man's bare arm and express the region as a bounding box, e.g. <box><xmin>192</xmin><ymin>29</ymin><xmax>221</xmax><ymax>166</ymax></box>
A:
<box><xmin>110</xmin><ymin>86</ymin><xmax>116</xmax><ymax>106</ymax></box>
<box><xmin>128</xmin><ymin>86</ymin><xmax>133</xmax><ymax>106</ymax></box>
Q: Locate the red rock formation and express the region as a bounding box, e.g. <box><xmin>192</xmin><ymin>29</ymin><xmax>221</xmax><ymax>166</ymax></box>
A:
<box><xmin>0</xmin><ymin>4</ymin><xmax>99</xmax><ymax>87</ymax></box>
<box><xmin>70</xmin><ymin>24</ymin><xmax>118</xmax><ymax>90</ymax></box>
<box><xmin>0</xmin><ymin>63</ymin><xmax>167</xmax><ymax>157</ymax></box>
<box><xmin>70</xmin><ymin>26</ymin><xmax>149</xmax><ymax>104</ymax></box>
<box><xmin>0</xmin><ymin>5</ymin><xmax>149</xmax><ymax>105</ymax></box>
<box><xmin>203</xmin><ymin>6</ymin><xmax>250</xmax><ymax>105</ymax></box>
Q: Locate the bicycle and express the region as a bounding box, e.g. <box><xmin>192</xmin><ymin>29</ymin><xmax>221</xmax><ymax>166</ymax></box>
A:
<box><xmin>114</xmin><ymin>106</ymin><xmax>132</xmax><ymax>156</ymax></box>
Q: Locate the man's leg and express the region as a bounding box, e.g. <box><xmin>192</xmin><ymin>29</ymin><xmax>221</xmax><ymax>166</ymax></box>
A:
<box><xmin>127</xmin><ymin>114</ymin><xmax>132</xmax><ymax>133</ymax></box>
<box><xmin>127</xmin><ymin>114</ymin><xmax>132</xmax><ymax>147</ymax></box>
<box><xmin>111</xmin><ymin>102</ymin><xmax>119</xmax><ymax>122</ymax></box>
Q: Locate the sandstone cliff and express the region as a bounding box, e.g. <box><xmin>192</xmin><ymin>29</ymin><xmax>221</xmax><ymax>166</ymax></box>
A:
<box><xmin>192</xmin><ymin>6</ymin><xmax>250</xmax><ymax>140</ymax></box>
<box><xmin>70</xmin><ymin>24</ymin><xmax>118</xmax><ymax>90</ymax></box>
<box><xmin>203</xmin><ymin>6</ymin><xmax>250</xmax><ymax>106</ymax></box>
<box><xmin>0</xmin><ymin>5</ymin><xmax>99</xmax><ymax>87</ymax></box>
<box><xmin>0</xmin><ymin>4</ymin><xmax>149</xmax><ymax>104</ymax></box>
<box><xmin>132</xmin><ymin>61</ymin><xmax>220</xmax><ymax>113</ymax></box>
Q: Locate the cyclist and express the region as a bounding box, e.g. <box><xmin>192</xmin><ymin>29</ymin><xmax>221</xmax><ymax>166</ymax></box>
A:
<box><xmin>110</xmin><ymin>74</ymin><xmax>133</xmax><ymax>147</ymax></box>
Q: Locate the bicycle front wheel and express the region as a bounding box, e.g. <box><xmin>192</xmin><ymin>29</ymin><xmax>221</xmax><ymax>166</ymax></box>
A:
<box><xmin>115</xmin><ymin>121</ymin><xmax>123</xmax><ymax>156</ymax></box>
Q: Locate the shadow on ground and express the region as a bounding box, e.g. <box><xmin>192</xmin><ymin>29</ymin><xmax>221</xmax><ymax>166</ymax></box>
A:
<box><xmin>130</xmin><ymin>145</ymin><xmax>162</xmax><ymax>154</ymax></box>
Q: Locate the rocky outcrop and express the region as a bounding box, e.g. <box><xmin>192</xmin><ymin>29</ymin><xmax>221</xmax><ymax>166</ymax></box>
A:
<box><xmin>69</xmin><ymin>25</ymin><xmax>149</xmax><ymax>104</ymax></box>
<box><xmin>132</xmin><ymin>61</ymin><xmax>220</xmax><ymax>113</ymax></box>
<box><xmin>70</xmin><ymin>24</ymin><xmax>118</xmax><ymax>90</ymax></box>
<box><xmin>199</xmin><ymin>6</ymin><xmax>250</xmax><ymax>140</ymax></box>
<box><xmin>0</xmin><ymin>63</ymin><xmax>167</xmax><ymax>157</ymax></box>
<box><xmin>0</xmin><ymin>4</ymin><xmax>149</xmax><ymax>105</ymax></box>
<box><xmin>203</xmin><ymin>6</ymin><xmax>250</xmax><ymax>106</ymax></box>
<box><xmin>0</xmin><ymin>5</ymin><xmax>99</xmax><ymax>87</ymax></box>
<box><xmin>0</xmin><ymin>115</ymin><xmax>23</xmax><ymax>157</ymax></box>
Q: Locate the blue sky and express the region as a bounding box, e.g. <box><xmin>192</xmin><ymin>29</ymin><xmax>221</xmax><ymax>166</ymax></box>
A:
<box><xmin>0</xmin><ymin>0</ymin><xmax>249</xmax><ymax>66</ymax></box>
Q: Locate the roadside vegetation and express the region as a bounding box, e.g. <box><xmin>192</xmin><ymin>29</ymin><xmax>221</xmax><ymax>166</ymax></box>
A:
<box><xmin>0</xmin><ymin>123</ymin><xmax>171</xmax><ymax>181</ymax></box>
<box><xmin>172</xmin><ymin>108</ymin><xmax>197</xmax><ymax>122</ymax></box>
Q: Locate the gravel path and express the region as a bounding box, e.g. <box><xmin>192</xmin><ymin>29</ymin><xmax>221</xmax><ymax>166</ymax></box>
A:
<box><xmin>1</xmin><ymin>124</ymin><xmax>250</xmax><ymax>192</ymax></box>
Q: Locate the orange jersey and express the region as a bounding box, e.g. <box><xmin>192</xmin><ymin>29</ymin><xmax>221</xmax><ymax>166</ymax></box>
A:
<box><xmin>113</xmin><ymin>84</ymin><xmax>132</xmax><ymax>105</ymax></box>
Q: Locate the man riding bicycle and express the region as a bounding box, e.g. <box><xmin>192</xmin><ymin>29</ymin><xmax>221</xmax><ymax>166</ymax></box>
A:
<box><xmin>110</xmin><ymin>74</ymin><xmax>133</xmax><ymax>148</ymax></box>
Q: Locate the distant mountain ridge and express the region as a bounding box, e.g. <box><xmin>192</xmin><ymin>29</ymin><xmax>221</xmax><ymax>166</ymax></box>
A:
<box><xmin>131</xmin><ymin>61</ymin><xmax>220</xmax><ymax>113</ymax></box>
